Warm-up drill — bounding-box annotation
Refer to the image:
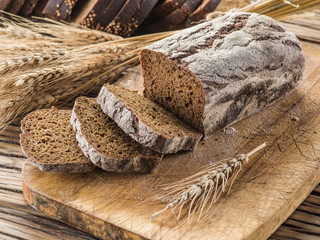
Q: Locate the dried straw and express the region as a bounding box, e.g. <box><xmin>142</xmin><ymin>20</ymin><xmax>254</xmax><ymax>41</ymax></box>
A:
<box><xmin>151</xmin><ymin>143</ymin><xmax>267</xmax><ymax>222</ymax></box>
<box><xmin>0</xmin><ymin>0</ymin><xmax>317</xmax><ymax>130</ymax></box>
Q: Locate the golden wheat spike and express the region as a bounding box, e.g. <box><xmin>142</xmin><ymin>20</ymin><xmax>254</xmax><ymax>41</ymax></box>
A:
<box><xmin>151</xmin><ymin>143</ymin><xmax>267</xmax><ymax>222</ymax></box>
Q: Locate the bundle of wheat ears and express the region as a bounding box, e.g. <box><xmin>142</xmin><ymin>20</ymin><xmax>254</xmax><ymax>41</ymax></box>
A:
<box><xmin>0</xmin><ymin>0</ymin><xmax>319</xmax><ymax>130</ymax></box>
<box><xmin>151</xmin><ymin>143</ymin><xmax>267</xmax><ymax>222</ymax></box>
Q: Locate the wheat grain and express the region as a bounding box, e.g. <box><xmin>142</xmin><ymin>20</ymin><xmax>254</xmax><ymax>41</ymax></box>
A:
<box><xmin>151</xmin><ymin>143</ymin><xmax>267</xmax><ymax>222</ymax></box>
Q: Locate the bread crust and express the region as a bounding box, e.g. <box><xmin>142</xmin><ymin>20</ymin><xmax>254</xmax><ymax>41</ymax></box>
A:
<box><xmin>71</xmin><ymin>97</ymin><xmax>163</xmax><ymax>173</ymax></box>
<box><xmin>20</xmin><ymin>108</ymin><xmax>95</xmax><ymax>173</ymax></box>
<box><xmin>43</xmin><ymin>0</ymin><xmax>79</xmax><ymax>21</ymax></box>
<box><xmin>97</xmin><ymin>85</ymin><xmax>202</xmax><ymax>154</ymax></box>
<box><xmin>141</xmin><ymin>12</ymin><xmax>306</xmax><ymax>137</ymax></box>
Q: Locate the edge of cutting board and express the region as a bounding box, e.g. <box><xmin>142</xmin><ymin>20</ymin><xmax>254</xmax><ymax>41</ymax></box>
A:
<box><xmin>22</xmin><ymin>41</ymin><xmax>320</xmax><ymax>240</ymax></box>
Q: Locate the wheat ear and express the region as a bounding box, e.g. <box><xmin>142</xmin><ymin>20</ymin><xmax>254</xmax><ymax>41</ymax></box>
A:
<box><xmin>151</xmin><ymin>143</ymin><xmax>267</xmax><ymax>222</ymax></box>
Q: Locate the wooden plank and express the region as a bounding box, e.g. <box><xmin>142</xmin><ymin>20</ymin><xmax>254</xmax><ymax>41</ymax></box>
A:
<box><xmin>21</xmin><ymin>41</ymin><xmax>320</xmax><ymax>240</ymax></box>
<box><xmin>0</xmin><ymin>207</ymin><xmax>99</xmax><ymax>240</ymax></box>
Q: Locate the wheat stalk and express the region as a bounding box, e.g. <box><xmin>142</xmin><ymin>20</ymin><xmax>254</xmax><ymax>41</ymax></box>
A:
<box><xmin>0</xmin><ymin>0</ymin><xmax>317</xmax><ymax>130</ymax></box>
<box><xmin>151</xmin><ymin>143</ymin><xmax>267</xmax><ymax>222</ymax></box>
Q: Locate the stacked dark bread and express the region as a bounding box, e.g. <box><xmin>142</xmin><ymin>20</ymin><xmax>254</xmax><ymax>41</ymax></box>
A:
<box><xmin>20</xmin><ymin>13</ymin><xmax>305</xmax><ymax>174</ymax></box>
<box><xmin>2</xmin><ymin>0</ymin><xmax>253</xmax><ymax>36</ymax></box>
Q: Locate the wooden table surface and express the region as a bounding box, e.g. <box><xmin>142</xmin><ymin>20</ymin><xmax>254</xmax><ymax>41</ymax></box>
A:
<box><xmin>1</xmin><ymin>10</ymin><xmax>320</xmax><ymax>240</ymax></box>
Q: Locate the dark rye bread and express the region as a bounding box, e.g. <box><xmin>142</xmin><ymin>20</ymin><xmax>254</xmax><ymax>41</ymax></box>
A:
<box><xmin>124</xmin><ymin>0</ymin><xmax>159</xmax><ymax>36</ymax></box>
<box><xmin>43</xmin><ymin>0</ymin><xmax>79</xmax><ymax>21</ymax></box>
<box><xmin>6</xmin><ymin>0</ymin><xmax>26</xmax><ymax>14</ymax></box>
<box><xmin>71</xmin><ymin>97</ymin><xmax>162</xmax><ymax>173</ymax></box>
<box><xmin>185</xmin><ymin>0</ymin><xmax>221</xmax><ymax>26</ymax></box>
<box><xmin>76</xmin><ymin>0</ymin><xmax>114</xmax><ymax>30</ymax></box>
<box><xmin>141</xmin><ymin>0</ymin><xmax>185</xmax><ymax>28</ymax></box>
<box><xmin>140</xmin><ymin>12</ymin><xmax>305</xmax><ymax>137</ymax></box>
<box><xmin>105</xmin><ymin>0</ymin><xmax>142</xmax><ymax>36</ymax></box>
<box><xmin>20</xmin><ymin>107</ymin><xmax>95</xmax><ymax>173</ymax></box>
<box><xmin>0</xmin><ymin>0</ymin><xmax>12</xmax><ymax>10</ymax></box>
<box><xmin>32</xmin><ymin>0</ymin><xmax>48</xmax><ymax>16</ymax></box>
<box><xmin>19</xmin><ymin>0</ymin><xmax>39</xmax><ymax>16</ymax></box>
<box><xmin>97</xmin><ymin>85</ymin><xmax>202</xmax><ymax>154</ymax></box>
<box><xmin>147</xmin><ymin>0</ymin><xmax>201</xmax><ymax>33</ymax></box>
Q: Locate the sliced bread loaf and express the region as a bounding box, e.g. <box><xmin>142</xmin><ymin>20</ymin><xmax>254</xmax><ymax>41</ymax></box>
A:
<box><xmin>97</xmin><ymin>85</ymin><xmax>202</xmax><ymax>154</ymax></box>
<box><xmin>71</xmin><ymin>97</ymin><xmax>163</xmax><ymax>173</ymax></box>
<box><xmin>140</xmin><ymin>12</ymin><xmax>305</xmax><ymax>137</ymax></box>
<box><xmin>20</xmin><ymin>107</ymin><xmax>95</xmax><ymax>173</ymax></box>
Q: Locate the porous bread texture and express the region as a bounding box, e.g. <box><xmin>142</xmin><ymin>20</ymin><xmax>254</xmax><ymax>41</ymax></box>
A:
<box><xmin>71</xmin><ymin>97</ymin><xmax>163</xmax><ymax>173</ymax></box>
<box><xmin>97</xmin><ymin>85</ymin><xmax>202</xmax><ymax>154</ymax></box>
<box><xmin>20</xmin><ymin>107</ymin><xmax>95</xmax><ymax>173</ymax></box>
<box><xmin>140</xmin><ymin>12</ymin><xmax>305</xmax><ymax>137</ymax></box>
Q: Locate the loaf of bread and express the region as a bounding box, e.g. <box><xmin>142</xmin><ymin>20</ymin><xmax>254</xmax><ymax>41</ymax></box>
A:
<box><xmin>97</xmin><ymin>85</ymin><xmax>202</xmax><ymax>154</ymax></box>
<box><xmin>20</xmin><ymin>107</ymin><xmax>95</xmax><ymax>173</ymax></box>
<box><xmin>71</xmin><ymin>97</ymin><xmax>163</xmax><ymax>173</ymax></box>
<box><xmin>140</xmin><ymin>12</ymin><xmax>305</xmax><ymax>137</ymax></box>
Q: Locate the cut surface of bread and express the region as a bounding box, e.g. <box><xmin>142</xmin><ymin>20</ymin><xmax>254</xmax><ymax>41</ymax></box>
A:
<box><xmin>97</xmin><ymin>85</ymin><xmax>202</xmax><ymax>154</ymax></box>
<box><xmin>71</xmin><ymin>97</ymin><xmax>162</xmax><ymax>173</ymax></box>
<box><xmin>20</xmin><ymin>107</ymin><xmax>95</xmax><ymax>173</ymax></box>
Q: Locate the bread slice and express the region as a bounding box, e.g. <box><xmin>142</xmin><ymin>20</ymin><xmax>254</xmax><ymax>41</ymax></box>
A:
<box><xmin>71</xmin><ymin>97</ymin><xmax>163</xmax><ymax>173</ymax></box>
<box><xmin>185</xmin><ymin>0</ymin><xmax>221</xmax><ymax>26</ymax></box>
<box><xmin>19</xmin><ymin>0</ymin><xmax>40</xmax><ymax>16</ymax></box>
<box><xmin>124</xmin><ymin>0</ymin><xmax>159</xmax><ymax>36</ymax></box>
<box><xmin>140</xmin><ymin>12</ymin><xmax>305</xmax><ymax>137</ymax></box>
<box><xmin>138</xmin><ymin>0</ymin><xmax>185</xmax><ymax>32</ymax></box>
<box><xmin>43</xmin><ymin>0</ymin><xmax>79</xmax><ymax>21</ymax></box>
<box><xmin>6</xmin><ymin>0</ymin><xmax>26</xmax><ymax>14</ymax></box>
<box><xmin>32</xmin><ymin>0</ymin><xmax>48</xmax><ymax>16</ymax></box>
<box><xmin>20</xmin><ymin>107</ymin><xmax>95</xmax><ymax>173</ymax></box>
<box><xmin>147</xmin><ymin>0</ymin><xmax>201</xmax><ymax>33</ymax></box>
<box><xmin>105</xmin><ymin>0</ymin><xmax>142</xmax><ymax>36</ymax></box>
<box><xmin>0</xmin><ymin>0</ymin><xmax>12</xmax><ymax>10</ymax></box>
<box><xmin>97</xmin><ymin>85</ymin><xmax>202</xmax><ymax>154</ymax></box>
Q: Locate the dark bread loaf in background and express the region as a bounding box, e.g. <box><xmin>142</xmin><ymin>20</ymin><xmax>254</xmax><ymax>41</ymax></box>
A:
<box><xmin>19</xmin><ymin>0</ymin><xmax>40</xmax><ymax>16</ymax></box>
<box><xmin>0</xmin><ymin>0</ymin><xmax>12</xmax><ymax>10</ymax></box>
<box><xmin>140</xmin><ymin>12</ymin><xmax>305</xmax><ymax>137</ymax></box>
<box><xmin>6</xmin><ymin>0</ymin><xmax>26</xmax><ymax>14</ymax></box>
<box><xmin>42</xmin><ymin>0</ymin><xmax>79</xmax><ymax>21</ymax></box>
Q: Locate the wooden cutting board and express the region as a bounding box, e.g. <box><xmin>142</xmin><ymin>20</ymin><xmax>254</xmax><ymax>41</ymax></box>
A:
<box><xmin>22</xmin><ymin>41</ymin><xmax>320</xmax><ymax>240</ymax></box>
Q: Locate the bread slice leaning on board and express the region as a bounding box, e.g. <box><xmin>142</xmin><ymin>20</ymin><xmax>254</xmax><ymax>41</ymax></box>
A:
<box><xmin>20</xmin><ymin>107</ymin><xmax>95</xmax><ymax>173</ymax></box>
<box><xmin>71</xmin><ymin>97</ymin><xmax>163</xmax><ymax>173</ymax></box>
<box><xmin>140</xmin><ymin>12</ymin><xmax>305</xmax><ymax>137</ymax></box>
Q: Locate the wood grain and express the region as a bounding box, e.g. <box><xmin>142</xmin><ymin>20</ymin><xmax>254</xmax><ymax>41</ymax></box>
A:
<box><xmin>20</xmin><ymin>41</ymin><xmax>320</xmax><ymax>240</ymax></box>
